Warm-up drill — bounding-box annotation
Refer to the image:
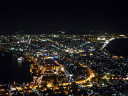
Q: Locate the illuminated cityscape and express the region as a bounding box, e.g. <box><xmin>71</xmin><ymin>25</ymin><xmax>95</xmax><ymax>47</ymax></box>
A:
<box><xmin>0</xmin><ymin>33</ymin><xmax>128</xmax><ymax>95</ymax></box>
<box><xmin>1</xmin><ymin>0</ymin><xmax>128</xmax><ymax>96</ymax></box>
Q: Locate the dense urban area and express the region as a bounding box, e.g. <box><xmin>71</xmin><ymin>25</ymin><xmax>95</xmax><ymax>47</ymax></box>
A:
<box><xmin>0</xmin><ymin>32</ymin><xmax>128</xmax><ymax>96</ymax></box>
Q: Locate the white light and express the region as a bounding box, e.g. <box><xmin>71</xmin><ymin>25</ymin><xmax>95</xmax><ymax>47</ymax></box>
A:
<box><xmin>69</xmin><ymin>74</ymin><xmax>73</xmax><ymax>76</ymax></box>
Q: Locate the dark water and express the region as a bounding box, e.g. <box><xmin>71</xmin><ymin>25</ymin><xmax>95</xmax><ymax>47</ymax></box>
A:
<box><xmin>0</xmin><ymin>52</ymin><xmax>33</xmax><ymax>84</ymax></box>
<box><xmin>106</xmin><ymin>38</ymin><xmax>128</xmax><ymax>58</ymax></box>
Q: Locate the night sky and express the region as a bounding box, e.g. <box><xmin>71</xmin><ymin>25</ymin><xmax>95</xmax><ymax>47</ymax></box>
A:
<box><xmin>0</xmin><ymin>0</ymin><xmax>128</xmax><ymax>34</ymax></box>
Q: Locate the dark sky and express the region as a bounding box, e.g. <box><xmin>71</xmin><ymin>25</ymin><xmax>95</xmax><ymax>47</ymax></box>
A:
<box><xmin>0</xmin><ymin>0</ymin><xmax>128</xmax><ymax>34</ymax></box>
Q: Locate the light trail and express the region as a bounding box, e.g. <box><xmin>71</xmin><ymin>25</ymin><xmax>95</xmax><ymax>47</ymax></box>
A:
<box><xmin>76</xmin><ymin>62</ymin><xmax>95</xmax><ymax>85</ymax></box>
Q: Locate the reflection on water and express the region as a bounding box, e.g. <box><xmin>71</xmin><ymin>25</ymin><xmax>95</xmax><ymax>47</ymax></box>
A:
<box><xmin>18</xmin><ymin>60</ymin><xmax>23</xmax><ymax>68</ymax></box>
<box><xmin>0</xmin><ymin>52</ymin><xmax>32</xmax><ymax>84</ymax></box>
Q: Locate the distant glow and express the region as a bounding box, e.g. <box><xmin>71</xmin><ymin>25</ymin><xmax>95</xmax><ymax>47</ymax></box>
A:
<box><xmin>119</xmin><ymin>35</ymin><xmax>125</xmax><ymax>37</ymax></box>
<box><xmin>97</xmin><ymin>37</ymin><xmax>106</xmax><ymax>40</ymax></box>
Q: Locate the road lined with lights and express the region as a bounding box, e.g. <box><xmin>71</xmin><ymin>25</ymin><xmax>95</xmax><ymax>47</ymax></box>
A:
<box><xmin>48</xmin><ymin>38</ymin><xmax>96</xmax><ymax>86</ymax></box>
<box><xmin>29</xmin><ymin>54</ymin><xmax>73</xmax><ymax>94</ymax></box>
